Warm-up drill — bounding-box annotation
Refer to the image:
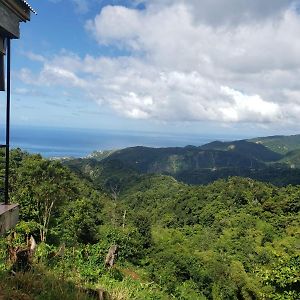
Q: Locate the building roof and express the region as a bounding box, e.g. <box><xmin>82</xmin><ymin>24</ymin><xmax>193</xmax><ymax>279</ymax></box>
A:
<box><xmin>20</xmin><ymin>0</ymin><xmax>36</xmax><ymax>14</ymax></box>
<box><xmin>0</xmin><ymin>0</ymin><xmax>36</xmax><ymax>37</ymax></box>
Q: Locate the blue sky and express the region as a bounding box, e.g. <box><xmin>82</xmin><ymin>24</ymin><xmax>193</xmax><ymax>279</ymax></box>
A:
<box><xmin>3</xmin><ymin>0</ymin><xmax>300</xmax><ymax>138</ymax></box>
<box><xmin>10</xmin><ymin>0</ymin><xmax>135</xmax><ymax>131</ymax></box>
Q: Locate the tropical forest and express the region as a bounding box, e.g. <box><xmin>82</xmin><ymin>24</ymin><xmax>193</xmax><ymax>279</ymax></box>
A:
<box><xmin>0</xmin><ymin>135</ymin><xmax>299</xmax><ymax>299</ymax></box>
<box><xmin>0</xmin><ymin>1</ymin><xmax>300</xmax><ymax>299</ymax></box>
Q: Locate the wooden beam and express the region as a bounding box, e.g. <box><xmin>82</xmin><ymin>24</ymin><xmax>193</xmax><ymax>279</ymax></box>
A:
<box><xmin>0</xmin><ymin>2</ymin><xmax>20</xmax><ymax>38</ymax></box>
<box><xmin>0</xmin><ymin>38</ymin><xmax>4</xmax><ymax>89</ymax></box>
<box><xmin>0</xmin><ymin>36</ymin><xmax>4</xmax><ymax>54</ymax></box>
<box><xmin>0</xmin><ymin>54</ymin><xmax>4</xmax><ymax>91</ymax></box>
<box><xmin>2</xmin><ymin>0</ymin><xmax>31</xmax><ymax>22</ymax></box>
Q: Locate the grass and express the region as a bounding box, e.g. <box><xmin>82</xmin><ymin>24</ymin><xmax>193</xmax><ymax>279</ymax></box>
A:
<box><xmin>0</xmin><ymin>266</ymin><xmax>94</xmax><ymax>300</ymax></box>
<box><xmin>0</xmin><ymin>262</ymin><xmax>171</xmax><ymax>300</ymax></box>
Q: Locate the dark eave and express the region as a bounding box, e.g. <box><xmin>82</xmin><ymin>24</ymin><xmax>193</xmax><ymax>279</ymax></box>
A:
<box><xmin>0</xmin><ymin>0</ymin><xmax>35</xmax><ymax>38</ymax></box>
<box><xmin>0</xmin><ymin>0</ymin><xmax>33</xmax><ymax>22</ymax></box>
<box><xmin>20</xmin><ymin>0</ymin><xmax>36</xmax><ymax>15</ymax></box>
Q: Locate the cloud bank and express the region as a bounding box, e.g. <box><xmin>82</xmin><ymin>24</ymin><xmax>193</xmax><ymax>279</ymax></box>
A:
<box><xmin>20</xmin><ymin>0</ymin><xmax>300</xmax><ymax>126</ymax></box>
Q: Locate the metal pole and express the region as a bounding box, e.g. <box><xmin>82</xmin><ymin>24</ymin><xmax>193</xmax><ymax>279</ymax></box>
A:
<box><xmin>5</xmin><ymin>38</ymin><xmax>10</xmax><ymax>205</ymax></box>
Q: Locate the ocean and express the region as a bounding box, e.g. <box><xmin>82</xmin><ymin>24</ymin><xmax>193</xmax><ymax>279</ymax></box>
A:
<box><xmin>1</xmin><ymin>126</ymin><xmax>242</xmax><ymax>158</ymax></box>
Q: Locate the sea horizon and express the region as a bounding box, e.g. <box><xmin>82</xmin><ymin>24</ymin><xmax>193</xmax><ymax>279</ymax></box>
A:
<box><xmin>0</xmin><ymin>125</ymin><xmax>251</xmax><ymax>158</ymax></box>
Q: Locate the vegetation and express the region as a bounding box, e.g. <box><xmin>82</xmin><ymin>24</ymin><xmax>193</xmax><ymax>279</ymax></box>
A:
<box><xmin>64</xmin><ymin>138</ymin><xmax>300</xmax><ymax>187</ymax></box>
<box><xmin>0</xmin><ymin>148</ymin><xmax>299</xmax><ymax>299</ymax></box>
<box><xmin>200</xmin><ymin>140</ymin><xmax>283</xmax><ymax>161</ymax></box>
<box><xmin>249</xmin><ymin>134</ymin><xmax>300</xmax><ymax>155</ymax></box>
<box><xmin>279</xmin><ymin>149</ymin><xmax>300</xmax><ymax>168</ymax></box>
<box><xmin>88</xmin><ymin>150</ymin><xmax>117</xmax><ymax>160</ymax></box>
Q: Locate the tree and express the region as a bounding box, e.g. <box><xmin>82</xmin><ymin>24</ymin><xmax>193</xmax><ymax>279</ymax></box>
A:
<box><xmin>11</xmin><ymin>155</ymin><xmax>79</xmax><ymax>242</ymax></box>
<box><xmin>133</xmin><ymin>212</ymin><xmax>152</xmax><ymax>249</ymax></box>
<box><xmin>59</xmin><ymin>197</ymin><xmax>103</xmax><ymax>245</ymax></box>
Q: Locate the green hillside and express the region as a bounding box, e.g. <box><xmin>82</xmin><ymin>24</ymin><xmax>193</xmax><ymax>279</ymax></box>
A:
<box><xmin>65</xmin><ymin>155</ymin><xmax>300</xmax><ymax>188</ymax></box>
<box><xmin>64</xmin><ymin>136</ymin><xmax>300</xmax><ymax>188</ymax></box>
<box><xmin>249</xmin><ymin>134</ymin><xmax>300</xmax><ymax>154</ymax></box>
<box><xmin>64</xmin><ymin>157</ymin><xmax>141</xmax><ymax>194</ymax></box>
<box><xmin>88</xmin><ymin>149</ymin><xmax>117</xmax><ymax>161</ymax></box>
<box><xmin>279</xmin><ymin>149</ymin><xmax>300</xmax><ymax>168</ymax></box>
<box><xmin>64</xmin><ymin>138</ymin><xmax>300</xmax><ymax>188</ymax></box>
<box><xmin>101</xmin><ymin>144</ymin><xmax>268</xmax><ymax>174</ymax></box>
<box><xmin>2</xmin><ymin>136</ymin><xmax>300</xmax><ymax>298</ymax></box>
<box><xmin>67</xmin><ymin>135</ymin><xmax>300</xmax><ymax>188</ymax></box>
<box><xmin>200</xmin><ymin>140</ymin><xmax>283</xmax><ymax>162</ymax></box>
<box><xmin>1</xmin><ymin>150</ymin><xmax>299</xmax><ymax>299</ymax></box>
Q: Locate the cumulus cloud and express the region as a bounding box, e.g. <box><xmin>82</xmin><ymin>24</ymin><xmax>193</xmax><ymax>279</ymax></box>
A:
<box><xmin>18</xmin><ymin>64</ymin><xmax>87</xmax><ymax>88</ymax></box>
<box><xmin>220</xmin><ymin>86</ymin><xmax>282</xmax><ymax>122</ymax></box>
<box><xmin>141</xmin><ymin>0</ymin><xmax>294</xmax><ymax>26</ymax></box>
<box><xmin>19</xmin><ymin>0</ymin><xmax>300</xmax><ymax>127</ymax></box>
<box><xmin>87</xmin><ymin>3</ymin><xmax>300</xmax><ymax>74</ymax></box>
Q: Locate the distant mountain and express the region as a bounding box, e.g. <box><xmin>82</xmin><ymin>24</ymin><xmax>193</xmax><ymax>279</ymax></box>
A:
<box><xmin>249</xmin><ymin>134</ymin><xmax>300</xmax><ymax>154</ymax></box>
<box><xmin>63</xmin><ymin>134</ymin><xmax>300</xmax><ymax>188</ymax></box>
<box><xmin>200</xmin><ymin>140</ymin><xmax>283</xmax><ymax>162</ymax></box>
<box><xmin>103</xmin><ymin>144</ymin><xmax>266</xmax><ymax>175</ymax></box>
<box><xmin>87</xmin><ymin>150</ymin><xmax>117</xmax><ymax>161</ymax></box>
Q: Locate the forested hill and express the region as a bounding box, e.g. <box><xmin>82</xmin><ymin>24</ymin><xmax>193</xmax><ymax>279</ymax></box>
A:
<box><xmin>100</xmin><ymin>143</ymin><xmax>267</xmax><ymax>173</ymax></box>
<box><xmin>64</xmin><ymin>135</ymin><xmax>300</xmax><ymax>187</ymax></box>
<box><xmin>0</xmin><ymin>149</ymin><xmax>299</xmax><ymax>299</ymax></box>
<box><xmin>200</xmin><ymin>140</ymin><xmax>282</xmax><ymax>161</ymax></box>
<box><xmin>249</xmin><ymin>134</ymin><xmax>300</xmax><ymax>154</ymax></box>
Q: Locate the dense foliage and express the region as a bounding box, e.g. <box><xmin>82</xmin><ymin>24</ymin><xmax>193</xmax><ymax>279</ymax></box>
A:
<box><xmin>249</xmin><ymin>134</ymin><xmax>300</xmax><ymax>155</ymax></box>
<box><xmin>0</xmin><ymin>149</ymin><xmax>299</xmax><ymax>299</ymax></box>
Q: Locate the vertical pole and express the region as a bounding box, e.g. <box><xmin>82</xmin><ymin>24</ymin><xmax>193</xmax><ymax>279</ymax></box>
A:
<box><xmin>5</xmin><ymin>38</ymin><xmax>10</xmax><ymax>205</ymax></box>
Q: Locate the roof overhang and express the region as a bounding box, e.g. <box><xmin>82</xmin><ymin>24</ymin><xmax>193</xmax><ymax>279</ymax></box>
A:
<box><xmin>20</xmin><ymin>0</ymin><xmax>36</xmax><ymax>15</ymax></box>
<box><xmin>0</xmin><ymin>0</ymin><xmax>32</xmax><ymax>22</ymax></box>
<box><xmin>0</xmin><ymin>0</ymin><xmax>35</xmax><ymax>38</ymax></box>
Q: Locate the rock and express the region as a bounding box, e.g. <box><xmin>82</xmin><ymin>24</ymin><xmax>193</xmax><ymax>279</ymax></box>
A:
<box><xmin>81</xmin><ymin>287</ymin><xmax>110</xmax><ymax>300</ymax></box>
<box><xmin>105</xmin><ymin>245</ymin><xmax>118</xmax><ymax>268</ymax></box>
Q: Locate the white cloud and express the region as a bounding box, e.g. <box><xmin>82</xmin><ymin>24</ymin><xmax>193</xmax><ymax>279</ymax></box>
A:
<box><xmin>19</xmin><ymin>0</ymin><xmax>300</xmax><ymax>128</ymax></box>
<box><xmin>18</xmin><ymin>62</ymin><xmax>87</xmax><ymax>88</ymax></box>
<box><xmin>143</xmin><ymin>0</ymin><xmax>294</xmax><ymax>26</ymax></box>
<box><xmin>220</xmin><ymin>86</ymin><xmax>281</xmax><ymax>122</ymax></box>
<box><xmin>24</xmin><ymin>52</ymin><xmax>46</xmax><ymax>63</ymax></box>
<box><xmin>86</xmin><ymin>6</ymin><xmax>141</xmax><ymax>45</ymax></box>
<box><xmin>87</xmin><ymin>3</ymin><xmax>300</xmax><ymax>73</ymax></box>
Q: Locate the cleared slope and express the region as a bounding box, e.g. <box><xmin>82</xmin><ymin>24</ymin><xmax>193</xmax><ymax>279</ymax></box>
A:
<box><xmin>249</xmin><ymin>134</ymin><xmax>300</xmax><ymax>154</ymax></box>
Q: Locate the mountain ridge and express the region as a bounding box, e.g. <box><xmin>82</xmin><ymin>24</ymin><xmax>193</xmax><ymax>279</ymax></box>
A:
<box><xmin>63</xmin><ymin>133</ymin><xmax>300</xmax><ymax>188</ymax></box>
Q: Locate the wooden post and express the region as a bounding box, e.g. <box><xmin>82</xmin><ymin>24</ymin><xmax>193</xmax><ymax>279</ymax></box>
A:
<box><xmin>5</xmin><ymin>38</ymin><xmax>10</xmax><ymax>205</ymax></box>
<box><xmin>0</xmin><ymin>37</ymin><xmax>4</xmax><ymax>91</ymax></box>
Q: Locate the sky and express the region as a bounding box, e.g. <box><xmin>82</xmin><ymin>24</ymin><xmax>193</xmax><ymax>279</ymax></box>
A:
<box><xmin>3</xmin><ymin>0</ymin><xmax>300</xmax><ymax>138</ymax></box>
